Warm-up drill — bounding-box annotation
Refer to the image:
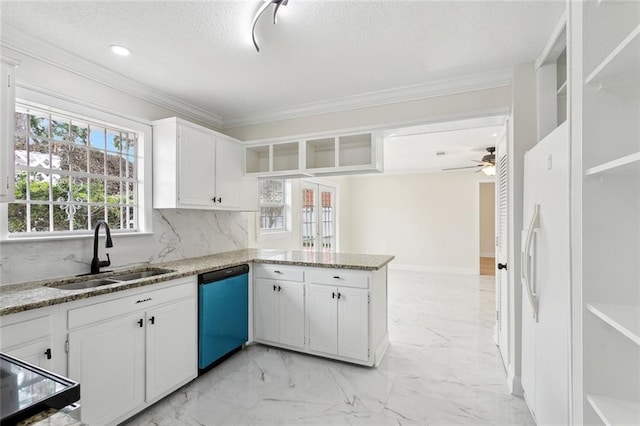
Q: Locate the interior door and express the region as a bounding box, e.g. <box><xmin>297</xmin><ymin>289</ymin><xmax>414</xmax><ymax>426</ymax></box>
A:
<box><xmin>301</xmin><ymin>181</ymin><xmax>336</xmax><ymax>253</ymax></box>
<box><xmin>495</xmin><ymin>126</ymin><xmax>510</xmax><ymax>367</ymax></box>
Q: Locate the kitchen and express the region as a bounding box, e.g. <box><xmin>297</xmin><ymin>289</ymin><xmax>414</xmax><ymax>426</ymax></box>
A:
<box><xmin>1</xmin><ymin>1</ymin><xmax>638</xmax><ymax>425</ymax></box>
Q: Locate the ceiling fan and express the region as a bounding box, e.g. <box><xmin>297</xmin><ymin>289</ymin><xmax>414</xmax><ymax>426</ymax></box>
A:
<box><xmin>443</xmin><ymin>147</ymin><xmax>496</xmax><ymax>175</ymax></box>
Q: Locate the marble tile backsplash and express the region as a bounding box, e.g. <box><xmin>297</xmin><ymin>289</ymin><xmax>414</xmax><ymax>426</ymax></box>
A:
<box><xmin>0</xmin><ymin>209</ymin><xmax>248</xmax><ymax>286</ymax></box>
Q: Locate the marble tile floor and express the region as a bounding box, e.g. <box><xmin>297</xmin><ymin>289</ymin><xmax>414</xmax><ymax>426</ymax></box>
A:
<box><xmin>123</xmin><ymin>270</ymin><xmax>534</xmax><ymax>426</ymax></box>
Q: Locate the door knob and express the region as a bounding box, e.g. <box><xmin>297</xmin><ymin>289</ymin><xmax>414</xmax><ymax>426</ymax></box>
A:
<box><xmin>498</xmin><ymin>263</ymin><xmax>507</xmax><ymax>270</ymax></box>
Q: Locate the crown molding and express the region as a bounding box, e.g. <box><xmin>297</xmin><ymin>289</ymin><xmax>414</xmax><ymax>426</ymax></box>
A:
<box><xmin>2</xmin><ymin>24</ymin><xmax>512</xmax><ymax>131</ymax></box>
<box><xmin>221</xmin><ymin>69</ymin><xmax>513</xmax><ymax>128</ymax></box>
<box><xmin>0</xmin><ymin>24</ymin><xmax>224</xmax><ymax>128</ymax></box>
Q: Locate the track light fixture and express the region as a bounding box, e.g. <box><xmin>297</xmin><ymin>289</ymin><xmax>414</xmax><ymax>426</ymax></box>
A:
<box><xmin>251</xmin><ymin>0</ymin><xmax>289</xmax><ymax>52</ymax></box>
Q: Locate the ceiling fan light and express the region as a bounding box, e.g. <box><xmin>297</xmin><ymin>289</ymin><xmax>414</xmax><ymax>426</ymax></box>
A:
<box><xmin>482</xmin><ymin>165</ymin><xmax>496</xmax><ymax>176</ymax></box>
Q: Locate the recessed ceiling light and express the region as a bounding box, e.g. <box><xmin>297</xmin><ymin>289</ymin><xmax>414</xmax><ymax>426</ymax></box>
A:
<box><xmin>110</xmin><ymin>45</ymin><xmax>131</xmax><ymax>56</ymax></box>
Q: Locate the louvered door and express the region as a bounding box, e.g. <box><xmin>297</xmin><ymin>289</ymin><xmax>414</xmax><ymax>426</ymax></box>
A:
<box><xmin>496</xmin><ymin>124</ymin><xmax>509</xmax><ymax>367</ymax></box>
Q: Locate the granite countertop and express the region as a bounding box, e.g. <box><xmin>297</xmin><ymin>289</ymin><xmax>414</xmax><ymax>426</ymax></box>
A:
<box><xmin>0</xmin><ymin>249</ymin><xmax>394</xmax><ymax>316</ymax></box>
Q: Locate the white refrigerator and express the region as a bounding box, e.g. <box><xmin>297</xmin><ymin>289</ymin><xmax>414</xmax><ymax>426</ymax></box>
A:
<box><xmin>521</xmin><ymin>122</ymin><xmax>571</xmax><ymax>425</ymax></box>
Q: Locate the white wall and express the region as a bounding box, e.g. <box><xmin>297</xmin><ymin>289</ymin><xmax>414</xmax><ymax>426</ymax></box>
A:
<box><xmin>479</xmin><ymin>182</ymin><xmax>496</xmax><ymax>257</ymax></box>
<box><xmin>344</xmin><ymin>172</ymin><xmax>486</xmax><ymax>274</ymax></box>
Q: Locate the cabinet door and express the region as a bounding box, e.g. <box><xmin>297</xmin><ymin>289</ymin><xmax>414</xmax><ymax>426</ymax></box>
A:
<box><xmin>146</xmin><ymin>298</ymin><xmax>197</xmax><ymax>402</ymax></box>
<box><xmin>337</xmin><ymin>287</ymin><xmax>369</xmax><ymax>361</ymax></box>
<box><xmin>254</xmin><ymin>279</ymin><xmax>279</xmax><ymax>343</ymax></box>
<box><xmin>215</xmin><ymin>137</ymin><xmax>244</xmax><ymax>208</ymax></box>
<box><xmin>3</xmin><ymin>339</ymin><xmax>53</xmax><ymax>370</ymax></box>
<box><xmin>0</xmin><ymin>61</ymin><xmax>15</xmax><ymax>202</ymax></box>
<box><xmin>277</xmin><ymin>282</ymin><xmax>305</xmax><ymax>348</ymax></box>
<box><xmin>178</xmin><ymin>124</ymin><xmax>216</xmax><ymax>207</ymax></box>
<box><xmin>68</xmin><ymin>313</ymin><xmax>145</xmax><ymax>425</ymax></box>
<box><xmin>307</xmin><ymin>284</ymin><xmax>338</xmax><ymax>355</ymax></box>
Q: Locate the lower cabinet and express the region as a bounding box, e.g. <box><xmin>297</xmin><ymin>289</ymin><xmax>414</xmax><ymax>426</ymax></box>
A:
<box><xmin>307</xmin><ymin>284</ymin><xmax>369</xmax><ymax>362</ymax></box>
<box><xmin>67</xmin><ymin>278</ymin><xmax>197</xmax><ymax>425</ymax></box>
<box><xmin>0</xmin><ymin>310</ymin><xmax>55</xmax><ymax>371</ymax></box>
<box><xmin>254</xmin><ymin>279</ymin><xmax>305</xmax><ymax>349</ymax></box>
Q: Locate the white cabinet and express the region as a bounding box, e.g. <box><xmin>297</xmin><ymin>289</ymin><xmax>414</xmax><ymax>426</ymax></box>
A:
<box><xmin>307</xmin><ymin>284</ymin><xmax>369</xmax><ymax>362</ymax></box>
<box><xmin>153</xmin><ymin>117</ymin><xmax>258</xmax><ymax>211</ymax></box>
<box><xmin>570</xmin><ymin>1</ymin><xmax>640</xmax><ymax>424</ymax></box>
<box><xmin>0</xmin><ymin>310</ymin><xmax>54</xmax><ymax>371</ymax></box>
<box><xmin>245</xmin><ymin>131</ymin><xmax>383</xmax><ymax>178</ymax></box>
<box><xmin>0</xmin><ymin>59</ymin><xmax>17</xmax><ymax>203</ymax></box>
<box><xmin>68</xmin><ymin>312</ymin><xmax>145</xmax><ymax>425</ymax></box>
<box><xmin>254</xmin><ymin>265</ymin><xmax>305</xmax><ymax>349</ymax></box>
<box><xmin>67</xmin><ymin>277</ymin><xmax>197</xmax><ymax>425</ymax></box>
<box><xmin>252</xmin><ymin>264</ymin><xmax>389</xmax><ymax>367</ymax></box>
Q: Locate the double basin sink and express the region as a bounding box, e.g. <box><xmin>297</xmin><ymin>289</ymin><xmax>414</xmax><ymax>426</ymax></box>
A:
<box><xmin>49</xmin><ymin>268</ymin><xmax>176</xmax><ymax>291</ymax></box>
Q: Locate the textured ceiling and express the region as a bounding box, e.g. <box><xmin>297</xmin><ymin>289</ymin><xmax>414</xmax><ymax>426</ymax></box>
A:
<box><xmin>1</xmin><ymin>0</ymin><xmax>563</xmax><ymax>126</ymax></box>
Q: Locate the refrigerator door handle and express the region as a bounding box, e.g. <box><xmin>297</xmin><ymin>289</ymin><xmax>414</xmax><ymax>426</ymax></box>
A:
<box><xmin>521</xmin><ymin>204</ymin><xmax>540</xmax><ymax>322</ymax></box>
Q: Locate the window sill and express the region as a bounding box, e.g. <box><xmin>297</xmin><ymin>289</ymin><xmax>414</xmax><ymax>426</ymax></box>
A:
<box><xmin>257</xmin><ymin>230</ymin><xmax>293</xmax><ymax>242</ymax></box>
<box><xmin>0</xmin><ymin>231</ymin><xmax>154</xmax><ymax>244</ymax></box>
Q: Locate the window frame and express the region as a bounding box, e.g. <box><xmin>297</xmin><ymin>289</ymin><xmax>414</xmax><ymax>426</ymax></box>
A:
<box><xmin>0</xmin><ymin>89</ymin><xmax>153</xmax><ymax>241</ymax></box>
<box><xmin>257</xmin><ymin>178</ymin><xmax>292</xmax><ymax>241</ymax></box>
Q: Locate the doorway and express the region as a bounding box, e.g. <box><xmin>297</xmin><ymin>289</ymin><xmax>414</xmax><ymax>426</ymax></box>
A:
<box><xmin>479</xmin><ymin>181</ymin><xmax>496</xmax><ymax>276</ymax></box>
<box><xmin>301</xmin><ymin>181</ymin><xmax>336</xmax><ymax>253</ymax></box>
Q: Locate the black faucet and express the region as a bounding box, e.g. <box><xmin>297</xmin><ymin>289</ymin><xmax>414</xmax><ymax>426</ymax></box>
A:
<box><xmin>91</xmin><ymin>220</ymin><xmax>113</xmax><ymax>274</ymax></box>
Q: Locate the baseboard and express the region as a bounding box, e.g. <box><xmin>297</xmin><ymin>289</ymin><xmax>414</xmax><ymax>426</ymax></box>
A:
<box><xmin>480</xmin><ymin>252</ymin><xmax>496</xmax><ymax>258</ymax></box>
<box><xmin>508</xmin><ymin>369</ymin><xmax>524</xmax><ymax>396</ymax></box>
<box><xmin>388</xmin><ymin>264</ymin><xmax>477</xmax><ymax>275</ymax></box>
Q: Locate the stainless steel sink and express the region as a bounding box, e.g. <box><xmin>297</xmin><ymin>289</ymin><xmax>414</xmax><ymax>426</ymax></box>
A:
<box><xmin>50</xmin><ymin>268</ymin><xmax>176</xmax><ymax>290</ymax></box>
<box><xmin>109</xmin><ymin>268</ymin><xmax>175</xmax><ymax>281</ymax></box>
<box><xmin>54</xmin><ymin>278</ymin><xmax>120</xmax><ymax>290</ymax></box>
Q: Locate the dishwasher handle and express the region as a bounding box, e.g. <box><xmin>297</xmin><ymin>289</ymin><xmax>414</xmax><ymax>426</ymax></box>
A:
<box><xmin>199</xmin><ymin>264</ymin><xmax>250</xmax><ymax>284</ymax></box>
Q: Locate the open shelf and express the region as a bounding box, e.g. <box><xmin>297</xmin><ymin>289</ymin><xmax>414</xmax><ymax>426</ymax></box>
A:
<box><xmin>587</xmin><ymin>394</ymin><xmax>640</xmax><ymax>426</ymax></box>
<box><xmin>338</xmin><ymin>134</ymin><xmax>372</xmax><ymax>167</ymax></box>
<box><xmin>587</xmin><ymin>303</ymin><xmax>640</xmax><ymax>346</ymax></box>
<box><xmin>586</xmin><ymin>152</ymin><xmax>640</xmax><ymax>176</ymax></box>
<box><xmin>306</xmin><ymin>138</ymin><xmax>335</xmax><ymax>169</ymax></box>
<box><xmin>245</xmin><ymin>145</ymin><xmax>269</xmax><ymax>174</ymax></box>
<box><xmin>272</xmin><ymin>142</ymin><xmax>299</xmax><ymax>172</ymax></box>
<box><xmin>585</xmin><ymin>25</ymin><xmax>640</xmax><ymax>100</ymax></box>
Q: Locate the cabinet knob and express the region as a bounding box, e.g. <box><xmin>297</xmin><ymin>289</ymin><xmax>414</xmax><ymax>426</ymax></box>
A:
<box><xmin>211</xmin><ymin>197</ymin><xmax>222</xmax><ymax>203</ymax></box>
<box><xmin>278</xmin><ymin>286</ymin><xmax>282</xmax><ymax>292</ymax></box>
<box><xmin>498</xmin><ymin>263</ymin><xmax>507</xmax><ymax>270</ymax></box>
<box><xmin>273</xmin><ymin>284</ymin><xmax>277</xmax><ymax>291</ymax></box>
<box><xmin>44</xmin><ymin>348</ymin><xmax>52</xmax><ymax>360</ymax></box>
<box><xmin>337</xmin><ymin>292</ymin><xmax>342</xmax><ymax>299</ymax></box>
<box><xmin>274</xmin><ymin>270</ymin><xmax>282</xmax><ymax>274</ymax></box>
<box><xmin>149</xmin><ymin>316</ymin><xmax>155</xmax><ymax>325</ymax></box>
<box><xmin>137</xmin><ymin>318</ymin><xmax>144</xmax><ymax>328</ymax></box>
<box><xmin>332</xmin><ymin>292</ymin><xmax>336</xmax><ymax>299</ymax></box>
<box><xmin>333</xmin><ymin>276</ymin><xmax>341</xmax><ymax>279</ymax></box>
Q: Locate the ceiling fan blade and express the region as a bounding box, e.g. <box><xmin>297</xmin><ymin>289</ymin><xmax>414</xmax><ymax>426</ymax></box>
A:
<box><xmin>442</xmin><ymin>165</ymin><xmax>482</xmax><ymax>171</ymax></box>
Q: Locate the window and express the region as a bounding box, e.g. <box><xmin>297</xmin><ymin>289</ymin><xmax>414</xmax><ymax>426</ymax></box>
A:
<box><xmin>8</xmin><ymin>103</ymin><xmax>140</xmax><ymax>235</ymax></box>
<box><xmin>259</xmin><ymin>179</ymin><xmax>287</xmax><ymax>232</ymax></box>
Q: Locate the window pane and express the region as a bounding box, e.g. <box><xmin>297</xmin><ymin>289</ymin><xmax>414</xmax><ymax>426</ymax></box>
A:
<box><xmin>90</xmin><ymin>126</ymin><xmax>105</xmax><ymax>149</ymax></box>
<box><xmin>28</xmin><ymin>138</ymin><xmax>49</xmax><ymax>167</ymax></box>
<box><xmin>106</xmin><ymin>179</ymin><xmax>123</xmax><ymax>204</ymax></box>
<box><xmin>30</xmin><ymin>204</ymin><xmax>50</xmax><ymax>232</ymax></box>
<box><xmin>71</xmin><ymin>122</ymin><xmax>88</xmax><ymax>145</ymax></box>
<box><xmin>70</xmin><ymin>146</ymin><xmax>88</xmax><ymax>173</ymax></box>
<box><xmin>28</xmin><ymin>172</ymin><xmax>50</xmax><ymax>201</ymax></box>
<box><xmin>89</xmin><ymin>178</ymin><xmax>106</xmax><ymax>204</ymax></box>
<box><xmin>90</xmin><ymin>205</ymin><xmax>105</xmax><ymax>226</ymax></box>
<box><xmin>106</xmin><ymin>151</ymin><xmax>121</xmax><ymax>178</ymax></box>
<box><xmin>13</xmin><ymin>171</ymin><xmax>27</xmax><ymax>200</ymax></box>
<box><xmin>51</xmin><ymin>142</ymin><xmax>72</xmax><ymax>172</ymax></box>
<box><xmin>29</xmin><ymin>114</ymin><xmax>50</xmax><ymax>138</ymax></box>
<box><xmin>106</xmin><ymin>129</ymin><xmax>120</xmax><ymax>153</ymax></box>
<box><xmin>51</xmin><ymin>116</ymin><xmax>69</xmax><ymax>141</ymax></box>
<box><xmin>73</xmin><ymin>205</ymin><xmax>89</xmax><ymax>231</ymax></box>
<box><xmin>88</xmin><ymin>148</ymin><xmax>105</xmax><ymax>175</ymax></box>
<box><xmin>8</xmin><ymin>203</ymin><xmax>27</xmax><ymax>233</ymax></box>
<box><xmin>15</xmin><ymin>112</ymin><xmax>28</xmax><ymax>135</ymax></box>
<box><xmin>107</xmin><ymin>205</ymin><xmax>122</xmax><ymax>230</ymax></box>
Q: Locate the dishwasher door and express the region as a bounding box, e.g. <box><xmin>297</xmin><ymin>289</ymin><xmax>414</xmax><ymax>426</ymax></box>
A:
<box><xmin>198</xmin><ymin>264</ymin><xmax>249</xmax><ymax>372</ymax></box>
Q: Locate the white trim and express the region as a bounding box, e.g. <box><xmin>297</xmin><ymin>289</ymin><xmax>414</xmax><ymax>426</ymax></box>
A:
<box><xmin>508</xmin><ymin>368</ymin><xmax>524</xmax><ymax>396</ymax></box>
<box><xmin>388</xmin><ymin>264</ymin><xmax>477</xmax><ymax>276</ymax></box>
<box><xmin>2</xmin><ymin>24</ymin><xmax>512</xmax><ymax>130</ymax></box>
<box><xmin>535</xmin><ymin>11</ymin><xmax>567</xmax><ymax>69</ymax></box>
<box><xmin>224</xmin><ymin>69</ymin><xmax>513</xmax><ymax>128</ymax></box>
<box><xmin>1</xmin><ymin>24</ymin><xmax>224</xmax><ymax>129</ymax></box>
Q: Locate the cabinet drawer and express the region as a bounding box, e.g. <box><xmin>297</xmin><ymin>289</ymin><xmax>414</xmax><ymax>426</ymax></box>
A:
<box><xmin>1</xmin><ymin>315</ymin><xmax>51</xmax><ymax>349</ymax></box>
<box><xmin>254</xmin><ymin>265</ymin><xmax>304</xmax><ymax>282</ymax></box>
<box><xmin>307</xmin><ymin>269</ymin><xmax>369</xmax><ymax>289</ymax></box>
<box><xmin>68</xmin><ymin>278</ymin><xmax>196</xmax><ymax>329</ymax></box>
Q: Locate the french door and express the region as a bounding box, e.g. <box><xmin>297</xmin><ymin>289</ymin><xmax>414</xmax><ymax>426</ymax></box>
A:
<box><xmin>301</xmin><ymin>182</ymin><xmax>336</xmax><ymax>253</ymax></box>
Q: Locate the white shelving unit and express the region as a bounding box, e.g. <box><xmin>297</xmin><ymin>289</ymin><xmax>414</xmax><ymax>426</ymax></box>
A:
<box><xmin>244</xmin><ymin>131</ymin><xmax>382</xmax><ymax>178</ymax></box>
<box><xmin>571</xmin><ymin>1</ymin><xmax>640</xmax><ymax>425</ymax></box>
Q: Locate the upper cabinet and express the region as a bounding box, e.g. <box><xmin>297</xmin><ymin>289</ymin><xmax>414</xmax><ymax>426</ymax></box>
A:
<box><xmin>0</xmin><ymin>59</ymin><xmax>17</xmax><ymax>203</ymax></box>
<box><xmin>152</xmin><ymin>117</ymin><xmax>258</xmax><ymax>211</ymax></box>
<box><xmin>245</xmin><ymin>131</ymin><xmax>383</xmax><ymax>178</ymax></box>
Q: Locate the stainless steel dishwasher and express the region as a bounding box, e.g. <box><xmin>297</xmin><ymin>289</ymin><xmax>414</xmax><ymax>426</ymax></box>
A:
<box><xmin>198</xmin><ymin>264</ymin><xmax>249</xmax><ymax>373</ymax></box>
